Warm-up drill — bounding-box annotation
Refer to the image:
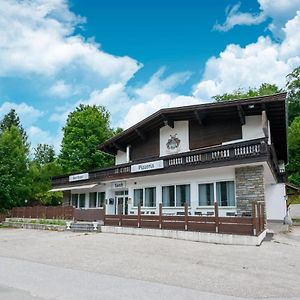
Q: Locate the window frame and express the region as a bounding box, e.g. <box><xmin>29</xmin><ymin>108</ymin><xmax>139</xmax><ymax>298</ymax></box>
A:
<box><xmin>198</xmin><ymin>182</ymin><xmax>215</xmax><ymax>207</ymax></box>
<box><xmin>162</xmin><ymin>184</ymin><xmax>191</xmax><ymax>208</ymax></box>
<box><xmin>97</xmin><ymin>192</ymin><xmax>106</xmax><ymax>208</ymax></box>
<box><xmin>216</xmin><ymin>180</ymin><xmax>236</xmax><ymax>207</ymax></box>
<box><xmin>133</xmin><ymin>186</ymin><xmax>157</xmax><ymax>208</ymax></box>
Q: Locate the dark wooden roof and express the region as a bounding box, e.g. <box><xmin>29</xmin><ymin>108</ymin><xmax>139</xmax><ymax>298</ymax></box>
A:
<box><xmin>98</xmin><ymin>93</ymin><xmax>288</xmax><ymax>161</ymax></box>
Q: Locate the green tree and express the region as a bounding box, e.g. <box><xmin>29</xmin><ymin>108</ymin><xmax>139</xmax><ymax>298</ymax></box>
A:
<box><xmin>287</xmin><ymin>116</ymin><xmax>300</xmax><ymax>187</ymax></box>
<box><xmin>286</xmin><ymin>66</ymin><xmax>300</xmax><ymax>125</ymax></box>
<box><xmin>27</xmin><ymin>160</ymin><xmax>63</xmax><ymax>206</ymax></box>
<box><xmin>0</xmin><ymin>109</ymin><xmax>29</xmax><ymax>149</ymax></box>
<box><xmin>213</xmin><ymin>83</ymin><xmax>282</xmax><ymax>102</ymax></box>
<box><xmin>0</xmin><ymin>126</ymin><xmax>29</xmax><ymax>210</ymax></box>
<box><xmin>58</xmin><ymin>104</ymin><xmax>115</xmax><ymax>173</ymax></box>
<box><xmin>34</xmin><ymin>144</ymin><xmax>55</xmax><ymax>165</ymax></box>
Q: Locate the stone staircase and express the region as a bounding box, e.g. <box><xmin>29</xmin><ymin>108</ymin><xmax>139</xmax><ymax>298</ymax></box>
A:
<box><xmin>68</xmin><ymin>222</ymin><xmax>99</xmax><ymax>232</ymax></box>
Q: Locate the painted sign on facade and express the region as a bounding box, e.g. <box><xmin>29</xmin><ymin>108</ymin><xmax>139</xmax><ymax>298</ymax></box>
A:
<box><xmin>69</xmin><ymin>173</ymin><xmax>89</xmax><ymax>182</ymax></box>
<box><xmin>131</xmin><ymin>160</ymin><xmax>164</xmax><ymax>173</ymax></box>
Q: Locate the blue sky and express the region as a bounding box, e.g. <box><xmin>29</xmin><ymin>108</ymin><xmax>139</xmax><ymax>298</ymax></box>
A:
<box><xmin>0</xmin><ymin>0</ymin><xmax>300</xmax><ymax>152</ymax></box>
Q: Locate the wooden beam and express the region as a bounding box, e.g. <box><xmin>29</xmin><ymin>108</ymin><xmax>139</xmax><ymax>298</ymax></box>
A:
<box><xmin>262</xmin><ymin>110</ymin><xmax>268</xmax><ymax>138</ymax></box>
<box><xmin>161</xmin><ymin>114</ymin><xmax>174</xmax><ymax>128</ymax></box>
<box><xmin>112</xmin><ymin>142</ymin><xmax>126</xmax><ymax>152</ymax></box>
<box><xmin>194</xmin><ymin>110</ymin><xmax>205</xmax><ymax>126</ymax></box>
<box><xmin>135</xmin><ymin>128</ymin><xmax>146</xmax><ymax>141</ymax></box>
<box><xmin>237</xmin><ymin>105</ymin><xmax>245</xmax><ymax>125</ymax></box>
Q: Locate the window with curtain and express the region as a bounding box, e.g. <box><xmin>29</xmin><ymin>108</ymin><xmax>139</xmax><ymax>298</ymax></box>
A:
<box><xmin>162</xmin><ymin>186</ymin><xmax>175</xmax><ymax>207</ymax></box>
<box><xmin>198</xmin><ymin>183</ymin><xmax>214</xmax><ymax>206</ymax></box>
<box><xmin>134</xmin><ymin>189</ymin><xmax>143</xmax><ymax>207</ymax></box>
<box><xmin>216</xmin><ymin>181</ymin><xmax>235</xmax><ymax>206</ymax></box>
<box><xmin>71</xmin><ymin>194</ymin><xmax>78</xmax><ymax>208</ymax></box>
<box><xmin>98</xmin><ymin>192</ymin><xmax>106</xmax><ymax>207</ymax></box>
<box><xmin>79</xmin><ymin>194</ymin><xmax>86</xmax><ymax>208</ymax></box>
<box><xmin>176</xmin><ymin>184</ymin><xmax>190</xmax><ymax>206</ymax></box>
<box><xmin>145</xmin><ymin>187</ymin><xmax>156</xmax><ymax>207</ymax></box>
<box><xmin>89</xmin><ymin>192</ymin><xmax>97</xmax><ymax>208</ymax></box>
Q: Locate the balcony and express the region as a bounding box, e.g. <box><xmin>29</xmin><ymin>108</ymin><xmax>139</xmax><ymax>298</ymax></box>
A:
<box><xmin>52</xmin><ymin>138</ymin><xmax>284</xmax><ymax>187</ymax></box>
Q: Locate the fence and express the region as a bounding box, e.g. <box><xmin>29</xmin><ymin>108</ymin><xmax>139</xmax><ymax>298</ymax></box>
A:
<box><xmin>11</xmin><ymin>206</ymin><xmax>104</xmax><ymax>222</ymax></box>
<box><xmin>104</xmin><ymin>202</ymin><xmax>265</xmax><ymax>236</ymax></box>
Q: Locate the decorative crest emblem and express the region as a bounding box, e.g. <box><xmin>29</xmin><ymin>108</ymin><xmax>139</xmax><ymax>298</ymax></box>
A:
<box><xmin>166</xmin><ymin>134</ymin><xmax>181</xmax><ymax>152</ymax></box>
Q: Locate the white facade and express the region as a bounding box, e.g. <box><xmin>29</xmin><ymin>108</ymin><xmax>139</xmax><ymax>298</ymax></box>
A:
<box><xmin>69</xmin><ymin>161</ymin><xmax>287</xmax><ymax>221</ymax></box>
<box><xmin>265</xmin><ymin>183</ymin><xmax>287</xmax><ymax>221</ymax></box>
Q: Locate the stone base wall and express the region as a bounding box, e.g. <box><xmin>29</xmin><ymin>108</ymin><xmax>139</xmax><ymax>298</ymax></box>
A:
<box><xmin>235</xmin><ymin>165</ymin><xmax>265</xmax><ymax>213</ymax></box>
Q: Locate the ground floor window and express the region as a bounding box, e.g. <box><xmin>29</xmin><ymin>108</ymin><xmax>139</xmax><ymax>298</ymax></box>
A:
<box><xmin>145</xmin><ymin>187</ymin><xmax>156</xmax><ymax>207</ymax></box>
<box><xmin>198</xmin><ymin>183</ymin><xmax>214</xmax><ymax>206</ymax></box>
<box><xmin>98</xmin><ymin>192</ymin><xmax>106</xmax><ymax>207</ymax></box>
<box><xmin>89</xmin><ymin>192</ymin><xmax>97</xmax><ymax>208</ymax></box>
<box><xmin>216</xmin><ymin>181</ymin><xmax>235</xmax><ymax>207</ymax></box>
<box><xmin>71</xmin><ymin>194</ymin><xmax>78</xmax><ymax>208</ymax></box>
<box><xmin>79</xmin><ymin>194</ymin><xmax>86</xmax><ymax>208</ymax></box>
<box><xmin>133</xmin><ymin>187</ymin><xmax>156</xmax><ymax>207</ymax></box>
<box><xmin>162</xmin><ymin>184</ymin><xmax>190</xmax><ymax>207</ymax></box>
<box><xmin>133</xmin><ymin>189</ymin><xmax>143</xmax><ymax>207</ymax></box>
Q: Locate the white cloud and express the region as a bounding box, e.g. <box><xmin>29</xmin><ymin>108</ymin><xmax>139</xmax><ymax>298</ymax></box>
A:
<box><xmin>214</xmin><ymin>0</ymin><xmax>300</xmax><ymax>37</ymax></box>
<box><xmin>0</xmin><ymin>0</ymin><xmax>141</xmax><ymax>85</ymax></box>
<box><xmin>48</xmin><ymin>80</ymin><xmax>73</xmax><ymax>98</ymax></box>
<box><xmin>0</xmin><ymin>101</ymin><xmax>43</xmax><ymax>128</ymax></box>
<box><xmin>49</xmin><ymin>67</ymin><xmax>196</xmax><ymax>129</ymax></box>
<box><xmin>122</xmin><ymin>94</ymin><xmax>202</xmax><ymax>129</ymax></box>
<box><xmin>27</xmin><ymin>126</ymin><xmax>61</xmax><ymax>153</ymax></box>
<box><xmin>214</xmin><ymin>3</ymin><xmax>266</xmax><ymax>32</ymax></box>
<box><xmin>195</xmin><ymin>11</ymin><xmax>300</xmax><ymax>99</ymax></box>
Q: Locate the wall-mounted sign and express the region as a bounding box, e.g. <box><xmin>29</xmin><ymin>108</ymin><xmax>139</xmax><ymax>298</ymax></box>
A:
<box><xmin>69</xmin><ymin>173</ymin><xmax>89</xmax><ymax>182</ymax></box>
<box><xmin>112</xmin><ymin>181</ymin><xmax>126</xmax><ymax>189</ymax></box>
<box><xmin>131</xmin><ymin>160</ymin><xmax>164</xmax><ymax>173</ymax></box>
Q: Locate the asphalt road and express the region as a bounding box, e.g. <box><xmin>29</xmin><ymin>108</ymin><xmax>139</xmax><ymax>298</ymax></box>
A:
<box><xmin>0</xmin><ymin>228</ymin><xmax>300</xmax><ymax>299</ymax></box>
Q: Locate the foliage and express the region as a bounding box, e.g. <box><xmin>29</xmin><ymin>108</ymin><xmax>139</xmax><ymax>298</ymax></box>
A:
<box><xmin>0</xmin><ymin>126</ymin><xmax>29</xmax><ymax>209</ymax></box>
<box><xmin>286</xmin><ymin>66</ymin><xmax>300</xmax><ymax>125</ymax></box>
<box><xmin>12</xmin><ymin>218</ymin><xmax>66</xmax><ymax>226</ymax></box>
<box><xmin>213</xmin><ymin>83</ymin><xmax>282</xmax><ymax>102</ymax></box>
<box><xmin>287</xmin><ymin>116</ymin><xmax>300</xmax><ymax>187</ymax></box>
<box><xmin>33</xmin><ymin>144</ymin><xmax>55</xmax><ymax>165</ymax></box>
<box><xmin>58</xmin><ymin>104</ymin><xmax>115</xmax><ymax>173</ymax></box>
<box><xmin>27</xmin><ymin>160</ymin><xmax>63</xmax><ymax>206</ymax></box>
<box><xmin>0</xmin><ymin>109</ymin><xmax>29</xmax><ymax>149</ymax></box>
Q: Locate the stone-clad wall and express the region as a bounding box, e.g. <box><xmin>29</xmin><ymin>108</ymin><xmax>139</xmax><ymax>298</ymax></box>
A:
<box><xmin>235</xmin><ymin>165</ymin><xmax>264</xmax><ymax>213</ymax></box>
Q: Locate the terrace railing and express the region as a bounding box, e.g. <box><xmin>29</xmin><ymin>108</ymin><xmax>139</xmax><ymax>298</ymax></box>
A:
<box><xmin>104</xmin><ymin>202</ymin><xmax>265</xmax><ymax>236</ymax></box>
<box><xmin>10</xmin><ymin>206</ymin><xmax>104</xmax><ymax>222</ymax></box>
<box><xmin>53</xmin><ymin>138</ymin><xmax>280</xmax><ymax>187</ymax></box>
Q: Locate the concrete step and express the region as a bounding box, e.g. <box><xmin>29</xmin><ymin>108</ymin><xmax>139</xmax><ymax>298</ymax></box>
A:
<box><xmin>69</xmin><ymin>222</ymin><xmax>98</xmax><ymax>232</ymax></box>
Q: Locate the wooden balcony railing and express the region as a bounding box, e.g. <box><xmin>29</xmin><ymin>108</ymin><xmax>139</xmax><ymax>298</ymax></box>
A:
<box><xmin>52</xmin><ymin>138</ymin><xmax>282</xmax><ymax>186</ymax></box>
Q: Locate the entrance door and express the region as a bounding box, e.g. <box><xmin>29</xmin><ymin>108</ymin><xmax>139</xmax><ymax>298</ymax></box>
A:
<box><xmin>115</xmin><ymin>190</ymin><xmax>129</xmax><ymax>215</ymax></box>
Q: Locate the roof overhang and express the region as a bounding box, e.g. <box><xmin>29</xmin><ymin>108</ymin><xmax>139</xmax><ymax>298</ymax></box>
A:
<box><xmin>49</xmin><ymin>184</ymin><xmax>98</xmax><ymax>192</ymax></box>
<box><xmin>97</xmin><ymin>93</ymin><xmax>288</xmax><ymax>162</ymax></box>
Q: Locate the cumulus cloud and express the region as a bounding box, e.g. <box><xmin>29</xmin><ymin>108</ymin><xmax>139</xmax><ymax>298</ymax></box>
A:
<box><xmin>0</xmin><ymin>101</ymin><xmax>43</xmax><ymax>128</ymax></box>
<box><xmin>195</xmin><ymin>11</ymin><xmax>300</xmax><ymax>99</ymax></box>
<box><xmin>214</xmin><ymin>0</ymin><xmax>300</xmax><ymax>37</ymax></box>
<box><xmin>214</xmin><ymin>3</ymin><xmax>266</xmax><ymax>32</ymax></box>
<box><xmin>0</xmin><ymin>0</ymin><xmax>141</xmax><ymax>85</ymax></box>
<box><xmin>48</xmin><ymin>80</ymin><xmax>74</xmax><ymax>98</ymax></box>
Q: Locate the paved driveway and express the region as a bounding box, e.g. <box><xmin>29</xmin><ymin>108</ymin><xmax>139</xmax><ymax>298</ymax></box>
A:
<box><xmin>0</xmin><ymin>228</ymin><xmax>300</xmax><ymax>299</ymax></box>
